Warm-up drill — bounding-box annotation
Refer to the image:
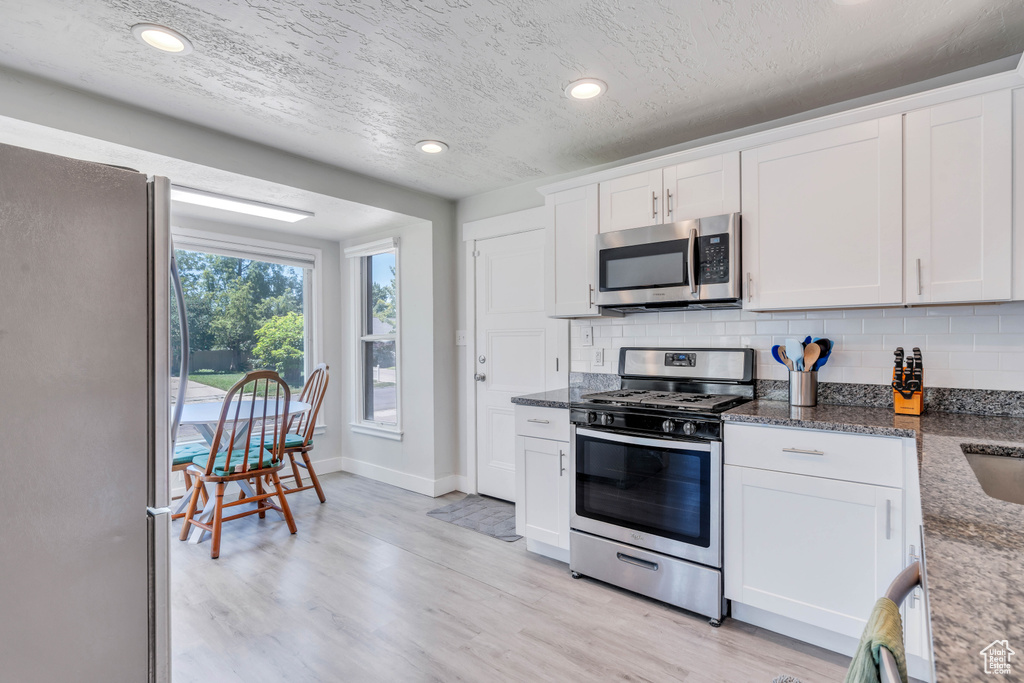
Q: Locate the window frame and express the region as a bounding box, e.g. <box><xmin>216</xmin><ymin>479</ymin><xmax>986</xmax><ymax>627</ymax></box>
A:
<box><xmin>345</xmin><ymin>237</ymin><xmax>402</xmax><ymax>440</ymax></box>
<box><xmin>170</xmin><ymin>226</ymin><xmax>325</xmax><ymax>428</ymax></box>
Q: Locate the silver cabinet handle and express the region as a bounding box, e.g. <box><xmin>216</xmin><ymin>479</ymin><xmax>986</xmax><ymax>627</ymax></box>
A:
<box><xmin>666</xmin><ymin>189</ymin><xmax>673</xmax><ymax>219</ymax></box>
<box><xmin>886</xmin><ymin>499</ymin><xmax>892</xmax><ymax>540</ymax></box>
<box><xmin>651</xmin><ymin>190</ymin><xmax>658</xmax><ymax>219</ymax></box>
<box><xmin>474</xmin><ymin>373</ymin><xmax>486</xmax><ymax>382</ymax></box>
<box><xmin>527</xmin><ymin>418</ymin><xmax>550</xmax><ymax>424</ymax></box>
<box><xmin>746</xmin><ymin>272</ymin><xmax>753</xmax><ymax>303</ymax></box>
<box><xmin>687</xmin><ymin>227</ymin><xmax>698</xmax><ymax>297</ymax></box>
<box><xmin>782</xmin><ymin>447</ymin><xmax>824</xmax><ymax>456</ymax></box>
<box><xmin>559</xmin><ymin>449</ymin><xmax>566</xmax><ymax>476</ymax></box>
<box><xmin>588</xmin><ymin>284</ymin><xmax>595</xmax><ymax>308</ymax></box>
<box><xmin>916</xmin><ymin>258</ymin><xmax>923</xmax><ymax>296</ymax></box>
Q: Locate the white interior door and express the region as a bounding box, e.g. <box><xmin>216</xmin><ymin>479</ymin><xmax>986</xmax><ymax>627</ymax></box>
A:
<box><xmin>475</xmin><ymin>229</ymin><xmax>565</xmax><ymax>501</ymax></box>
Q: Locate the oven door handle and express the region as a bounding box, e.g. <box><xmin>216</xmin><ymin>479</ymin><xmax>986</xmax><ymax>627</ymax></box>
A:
<box><xmin>575</xmin><ymin>427</ymin><xmax>715</xmax><ymax>453</ymax></box>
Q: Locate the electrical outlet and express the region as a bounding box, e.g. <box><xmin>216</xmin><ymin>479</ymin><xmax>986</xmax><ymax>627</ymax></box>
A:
<box><xmin>580</xmin><ymin>326</ymin><xmax>594</xmax><ymax>346</ymax></box>
<box><xmin>455</xmin><ymin>330</ymin><xmax>467</xmax><ymax>346</ymax></box>
<box><xmin>591</xmin><ymin>348</ymin><xmax>604</xmax><ymax>365</ymax></box>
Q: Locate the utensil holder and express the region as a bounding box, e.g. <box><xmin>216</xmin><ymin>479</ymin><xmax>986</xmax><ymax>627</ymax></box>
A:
<box><xmin>789</xmin><ymin>370</ymin><xmax>818</xmax><ymax>407</ymax></box>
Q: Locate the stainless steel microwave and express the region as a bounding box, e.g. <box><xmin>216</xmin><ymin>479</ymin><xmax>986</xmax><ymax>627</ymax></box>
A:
<box><xmin>595</xmin><ymin>213</ymin><xmax>741</xmax><ymax>311</ymax></box>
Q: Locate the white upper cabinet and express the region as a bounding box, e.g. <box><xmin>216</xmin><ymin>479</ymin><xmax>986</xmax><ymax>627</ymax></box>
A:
<box><xmin>905</xmin><ymin>91</ymin><xmax>1013</xmax><ymax>304</ymax></box>
<box><xmin>741</xmin><ymin>116</ymin><xmax>904</xmax><ymax>310</ymax></box>
<box><xmin>598</xmin><ymin>153</ymin><xmax>740</xmax><ymax>233</ymax></box>
<box><xmin>662</xmin><ymin>152</ymin><xmax>740</xmax><ymax>223</ymax></box>
<box><xmin>545</xmin><ymin>184</ymin><xmax>601</xmax><ymax>318</ymax></box>
<box><xmin>598</xmin><ymin>169</ymin><xmax>663</xmax><ymax>233</ymax></box>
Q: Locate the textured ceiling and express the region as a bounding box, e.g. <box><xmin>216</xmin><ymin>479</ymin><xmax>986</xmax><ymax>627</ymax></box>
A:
<box><xmin>1</xmin><ymin>0</ymin><xmax>1023</xmax><ymax>199</ymax></box>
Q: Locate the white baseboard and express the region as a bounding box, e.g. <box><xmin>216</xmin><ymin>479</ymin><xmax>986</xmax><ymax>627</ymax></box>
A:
<box><xmin>526</xmin><ymin>538</ymin><xmax>569</xmax><ymax>564</ymax></box>
<box><xmin>341</xmin><ymin>457</ymin><xmax>469</xmax><ymax>497</ymax></box>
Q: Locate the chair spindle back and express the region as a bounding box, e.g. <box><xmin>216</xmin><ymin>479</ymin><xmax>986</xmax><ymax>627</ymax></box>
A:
<box><xmin>204</xmin><ymin>370</ymin><xmax>291</xmax><ymax>476</ymax></box>
<box><xmin>289</xmin><ymin>363</ymin><xmax>329</xmax><ymax>446</ymax></box>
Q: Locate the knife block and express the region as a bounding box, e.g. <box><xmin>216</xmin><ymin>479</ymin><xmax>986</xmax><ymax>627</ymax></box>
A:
<box><xmin>892</xmin><ymin>369</ymin><xmax>924</xmax><ymax>416</ymax></box>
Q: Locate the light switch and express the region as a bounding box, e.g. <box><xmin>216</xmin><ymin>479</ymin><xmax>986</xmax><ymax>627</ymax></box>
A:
<box><xmin>580</xmin><ymin>326</ymin><xmax>593</xmax><ymax>346</ymax></box>
<box><xmin>591</xmin><ymin>348</ymin><xmax>604</xmax><ymax>365</ymax></box>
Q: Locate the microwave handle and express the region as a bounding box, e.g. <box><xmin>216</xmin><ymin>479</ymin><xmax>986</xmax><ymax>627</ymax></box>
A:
<box><xmin>687</xmin><ymin>227</ymin><xmax>698</xmax><ymax>296</ymax></box>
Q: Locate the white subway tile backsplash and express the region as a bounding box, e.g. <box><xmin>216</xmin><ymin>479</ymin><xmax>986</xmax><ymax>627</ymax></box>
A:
<box><xmin>756</xmin><ymin>321</ymin><xmax>789</xmax><ymax>335</ymax></box>
<box><xmin>824</xmin><ymin>318</ymin><xmax>864</xmax><ymax>335</ymax></box>
<box><xmin>905</xmin><ymin>316</ymin><xmax>950</xmax><ymax>334</ymax></box>
<box><xmin>573</xmin><ymin>301</ymin><xmax>1024</xmax><ymax>390</ymax></box>
<box><xmin>864</xmin><ymin>318</ymin><xmax>905</xmax><ymax>334</ymax></box>
<box><xmin>951</xmin><ymin>316</ymin><xmax>998</xmax><ymax>333</ymax></box>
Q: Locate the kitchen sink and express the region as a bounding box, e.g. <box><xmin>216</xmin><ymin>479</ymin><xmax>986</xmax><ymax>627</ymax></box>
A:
<box><xmin>962</xmin><ymin>444</ymin><xmax>1024</xmax><ymax>505</ymax></box>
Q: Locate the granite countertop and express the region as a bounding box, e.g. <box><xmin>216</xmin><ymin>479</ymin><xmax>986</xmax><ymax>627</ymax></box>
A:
<box><xmin>509</xmin><ymin>388</ymin><xmax>577</xmax><ymax>409</ymax></box>
<box><xmin>724</xmin><ymin>400</ymin><xmax>1024</xmax><ymax>681</ymax></box>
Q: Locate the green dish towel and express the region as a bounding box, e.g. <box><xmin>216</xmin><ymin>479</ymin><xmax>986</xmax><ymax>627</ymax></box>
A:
<box><xmin>844</xmin><ymin>597</ymin><xmax>907</xmax><ymax>683</ymax></box>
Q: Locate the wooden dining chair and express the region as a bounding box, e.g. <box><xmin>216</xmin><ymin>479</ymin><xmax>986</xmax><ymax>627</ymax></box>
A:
<box><xmin>178</xmin><ymin>370</ymin><xmax>297</xmax><ymax>559</ymax></box>
<box><xmin>253</xmin><ymin>363</ymin><xmax>330</xmax><ymax>503</ymax></box>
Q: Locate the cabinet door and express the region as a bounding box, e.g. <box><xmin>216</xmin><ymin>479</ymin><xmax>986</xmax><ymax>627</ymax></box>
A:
<box><xmin>906</xmin><ymin>91</ymin><xmax>1012</xmax><ymax>304</ymax></box>
<box><xmin>514</xmin><ymin>436</ymin><xmax>569</xmax><ymax>549</ymax></box>
<box><xmin>545</xmin><ymin>185</ymin><xmax>601</xmax><ymax>317</ymax></box>
<box><xmin>724</xmin><ymin>466</ymin><xmax>903</xmax><ymax>639</ymax></box>
<box><xmin>662</xmin><ymin>152</ymin><xmax>740</xmax><ymax>223</ymax></box>
<box><xmin>598</xmin><ymin>169</ymin><xmax>663</xmax><ymax>233</ymax></box>
<box><xmin>741</xmin><ymin>116</ymin><xmax>903</xmax><ymax>310</ymax></box>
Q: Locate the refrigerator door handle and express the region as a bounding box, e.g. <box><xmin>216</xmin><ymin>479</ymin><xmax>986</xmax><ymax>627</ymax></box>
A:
<box><xmin>169</xmin><ymin>250</ymin><xmax>190</xmax><ymax>447</ymax></box>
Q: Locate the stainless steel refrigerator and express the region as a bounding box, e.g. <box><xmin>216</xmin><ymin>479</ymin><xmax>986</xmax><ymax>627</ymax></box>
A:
<box><xmin>0</xmin><ymin>142</ymin><xmax>171</xmax><ymax>682</ymax></box>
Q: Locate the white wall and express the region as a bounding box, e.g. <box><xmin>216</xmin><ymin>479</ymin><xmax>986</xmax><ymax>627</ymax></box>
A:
<box><xmin>340</xmin><ymin>220</ymin><xmax>462</xmax><ymax>496</ymax></box>
<box><xmin>570</xmin><ymin>303</ymin><xmax>1024</xmax><ymax>391</ymax></box>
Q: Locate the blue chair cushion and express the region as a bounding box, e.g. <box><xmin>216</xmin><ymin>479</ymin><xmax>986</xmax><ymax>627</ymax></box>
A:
<box><xmin>192</xmin><ymin>448</ymin><xmax>277</xmax><ymax>477</ymax></box>
<box><xmin>251</xmin><ymin>432</ymin><xmax>307</xmax><ymax>449</ymax></box>
<box><xmin>173</xmin><ymin>441</ymin><xmax>211</xmax><ymax>468</ymax></box>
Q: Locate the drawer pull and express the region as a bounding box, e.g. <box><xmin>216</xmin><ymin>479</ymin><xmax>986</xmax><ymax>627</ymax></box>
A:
<box><xmin>782</xmin><ymin>447</ymin><xmax>824</xmax><ymax>456</ymax></box>
<box><xmin>527</xmin><ymin>418</ymin><xmax>550</xmax><ymax>424</ymax></box>
<box><xmin>616</xmin><ymin>552</ymin><xmax>658</xmax><ymax>571</ymax></box>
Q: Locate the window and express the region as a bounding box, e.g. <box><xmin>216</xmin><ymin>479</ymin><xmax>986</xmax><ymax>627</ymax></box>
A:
<box><xmin>346</xmin><ymin>237</ymin><xmax>400</xmax><ymax>438</ymax></box>
<box><xmin>171</xmin><ymin>228</ymin><xmax>323</xmax><ymax>444</ymax></box>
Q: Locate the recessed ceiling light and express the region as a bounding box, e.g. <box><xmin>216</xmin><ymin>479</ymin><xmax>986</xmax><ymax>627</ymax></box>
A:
<box><xmin>131</xmin><ymin>23</ymin><xmax>194</xmax><ymax>54</ymax></box>
<box><xmin>565</xmin><ymin>78</ymin><xmax>607</xmax><ymax>100</ymax></box>
<box><xmin>170</xmin><ymin>186</ymin><xmax>314</xmax><ymax>223</ymax></box>
<box><xmin>416</xmin><ymin>140</ymin><xmax>449</xmax><ymax>154</ymax></box>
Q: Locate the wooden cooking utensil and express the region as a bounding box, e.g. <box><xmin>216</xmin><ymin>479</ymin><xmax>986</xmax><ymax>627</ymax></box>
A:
<box><xmin>803</xmin><ymin>343</ymin><xmax>821</xmax><ymax>372</ymax></box>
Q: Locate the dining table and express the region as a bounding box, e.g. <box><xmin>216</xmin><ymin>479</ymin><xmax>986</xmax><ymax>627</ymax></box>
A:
<box><xmin>174</xmin><ymin>398</ymin><xmax>311</xmax><ymax>544</ymax></box>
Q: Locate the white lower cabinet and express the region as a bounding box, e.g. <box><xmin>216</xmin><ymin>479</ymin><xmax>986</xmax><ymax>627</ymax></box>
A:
<box><xmin>724</xmin><ymin>423</ymin><xmax>932</xmax><ymax>679</ymax></box>
<box><xmin>724</xmin><ymin>465</ymin><xmax>903</xmax><ymax>638</ymax></box>
<box><xmin>514</xmin><ymin>405</ymin><xmax>570</xmax><ymax>562</ymax></box>
<box><xmin>515</xmin><ymin>436</ymin><xmax>570</xmax><ymax>551</ymax></box>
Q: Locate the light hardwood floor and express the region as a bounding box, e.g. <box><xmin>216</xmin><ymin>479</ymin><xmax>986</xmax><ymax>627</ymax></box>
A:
<box><xmin>171</xmin><ymin>472</ymin><xmax>850</xmax><ymax>682</ymax></box>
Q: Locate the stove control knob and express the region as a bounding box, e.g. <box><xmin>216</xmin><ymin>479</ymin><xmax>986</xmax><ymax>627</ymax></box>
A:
<box><xmin>586</xmin><ymin>411</ymin><xmax>597</xmax><ymax>424</ymax></box>
<box><xmin>681</xmin><ymin>421</ymin><xmax>697</xmax><ymax>436</ymax></box>
<box><xmin>661</xmin><ymin>419</ymin><xmax>676</xmax><ymax>433</ymax></box>
<box><xmin>599</xmin><ymin>413</ymin><xmax>614</xmax><ymax>426</ymax></box>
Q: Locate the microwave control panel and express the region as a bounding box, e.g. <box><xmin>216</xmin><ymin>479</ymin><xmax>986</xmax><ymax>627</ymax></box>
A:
<box><xmin>698</xmin><ymin>234</ymin><xmax>730</xmax><ymax>284</ymax></box>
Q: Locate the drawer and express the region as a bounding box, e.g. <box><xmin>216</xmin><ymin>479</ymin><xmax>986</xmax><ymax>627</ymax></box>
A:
<box><xmin>515</xmin><ymin>405</ymin><xmax>570</xmax><ymax>441</ymax></box>
<box><xmin>724</xmin><ymin>423</ymin><xmax>903</xmax><ymax>488</ymax></box>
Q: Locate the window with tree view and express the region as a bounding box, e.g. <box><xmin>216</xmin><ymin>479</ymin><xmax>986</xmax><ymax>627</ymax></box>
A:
<box><xmin>361</xmin><ymin>250</ymin><xmax>398</xmax><ymax>425</ymax></box>
<box><xmin>170</xmin><ymin>249</ymin><xmax>309</xmax><ymax>408</ymax></box>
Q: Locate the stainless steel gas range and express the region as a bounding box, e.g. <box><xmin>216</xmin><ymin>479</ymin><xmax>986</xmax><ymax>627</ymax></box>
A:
<box><xmin>569</xmin><ymin>347</ymin><xmax>755</xmax><ymax>626</ymax></box>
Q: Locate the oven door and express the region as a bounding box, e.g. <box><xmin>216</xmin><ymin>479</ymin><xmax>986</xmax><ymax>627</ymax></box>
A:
<box><xmin>571</xmin><ymin>427</ymin><xmax>721</xmax><ymax>568</ymax></box>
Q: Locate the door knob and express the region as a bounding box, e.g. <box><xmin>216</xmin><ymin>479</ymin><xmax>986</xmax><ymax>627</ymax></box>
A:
<box><xmin>478</xmin><ymin>355</ymin><xmax>486</xmax><ymax>364</ymax></box>
<box><xmin>474</xmin><ymin>373</ymin><xmax>487</xmax><ymax>382</ymax></box>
